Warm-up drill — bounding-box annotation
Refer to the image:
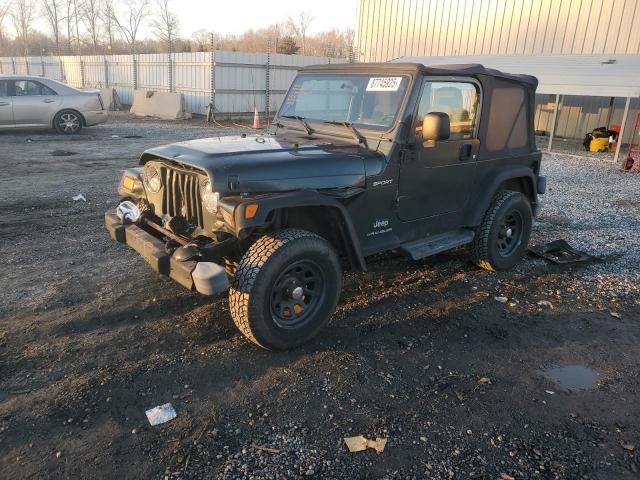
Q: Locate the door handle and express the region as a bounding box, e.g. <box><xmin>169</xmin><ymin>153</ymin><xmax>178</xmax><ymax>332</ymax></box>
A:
<box><xmin>459</xmin><ymin>143</ymin><xmax>473</xmax><ymax>161</ymax></box>
<box><xmin>43</xmin><ymin>99</ymin><xmax>55</xmax><ymax>103</ymax></box>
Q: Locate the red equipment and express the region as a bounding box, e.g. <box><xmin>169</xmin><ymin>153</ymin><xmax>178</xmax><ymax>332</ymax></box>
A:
<box><xmin>622</xmin><ymin>112</ymin><xmax>640</xmax><ymax>172</ymax></box>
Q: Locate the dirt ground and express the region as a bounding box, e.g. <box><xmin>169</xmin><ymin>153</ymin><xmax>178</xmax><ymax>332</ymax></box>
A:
<box><xmin>1</xmin><ymin>114</ymin><xmax>639</xmax><ymax>480</ymax></box>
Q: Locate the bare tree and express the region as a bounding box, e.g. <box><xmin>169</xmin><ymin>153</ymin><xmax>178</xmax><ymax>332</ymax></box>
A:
<box><xmin>0</xmin><ymin>0</ymin><xmax>11</xmax><ymax>53</ymax></box>
<box><xmin>190</xmin><ymin>28</ymin><xmax>208</xmax><ymax>51</ymax></box>
<box><xmin>108</xmin><ymin>0</ymin><xmax>149</xmax><ymax>54</ymax></box>
<box><xmin>151</xmin><ymin>0</ymin><xmax>177</xmax><ymax>49</ymax></box>
<box><xmin>42</xmin><ymin>0</ymin><xmax>64</xmax><ymax>55</ymax></box>
<box><xmin>287</xmin><ymin>11</ymin><xmax>313</xmax><ymax>55</ymax></box>
<box><xmin>11</xmin><ymin>0</ymin><xmax>34</xmax><ymax>56</ymax></box>
<box><xmin>80</xmin><ymin>0</ymin><xmax>101</xmax><ymax>53</ymax></box>
<box><xmin>101</xmin><ymin>0</ymin><xmax>115</xmax><ymax>52</ymax></box>
<box><xmin>64</xmin><ymin>0</ymin><xmax>75</xmax><ymax>53</ymax></box>
<box><xmin>72</xmin><ymin>0</ymin><xmax>81</xmax><ymax>54</ymax></box>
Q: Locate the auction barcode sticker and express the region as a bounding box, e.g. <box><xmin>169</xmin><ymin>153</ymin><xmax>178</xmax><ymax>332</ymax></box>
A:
<box><xmin>366</xmin><ymin>77</ymin><xmax>403</xmax><ymax>92</ymax></box>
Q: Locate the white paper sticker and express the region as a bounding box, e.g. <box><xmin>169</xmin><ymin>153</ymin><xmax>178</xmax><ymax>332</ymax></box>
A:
<box><xmin>145</xmin><ymin>403</ymin><xmax>177</xmax><ymax>426</ymax></box>
<box><xmin>366</xmin><ymin>77</ymin><xmax>403</xmax><ymax>92</ymax></box>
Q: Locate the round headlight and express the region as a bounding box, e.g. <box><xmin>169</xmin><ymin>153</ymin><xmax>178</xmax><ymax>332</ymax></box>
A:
<box><xmin>144</xmin><ymin>164</ymin><xmax>162</xmax><ymax>193</ymax></box>
<box><xmin>200</xmin><ymin>179</ymin><xmax>219</xmax><ymax>214</ymax></box>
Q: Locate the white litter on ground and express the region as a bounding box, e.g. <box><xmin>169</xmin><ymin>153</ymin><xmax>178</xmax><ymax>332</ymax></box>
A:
<box><xmin>72</xmin><ymin>194</ymin><xmax>87</xmax><ymax>202</ymax></box>
<box><xmin>145</xmin><ymin>403</ymin><xmax>177</xmax><ymax>426</ymax></box>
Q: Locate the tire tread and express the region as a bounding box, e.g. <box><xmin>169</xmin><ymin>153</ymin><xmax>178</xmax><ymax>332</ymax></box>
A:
<box><xmin>469</xmin><ymin>189</ymin><xmax>522</xmax><ymax>272</ymax></box>
<box><xmin>228</xmin><ymin>228</ymin><xmax>323</xmax><ymax>348</ymax></box>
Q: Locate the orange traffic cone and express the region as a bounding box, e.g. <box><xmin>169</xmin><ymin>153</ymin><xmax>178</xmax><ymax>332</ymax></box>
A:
<box><xmin>252</xmin><ymin>107</ymin><xmax>261</xmax><ymax>129</ymax></box>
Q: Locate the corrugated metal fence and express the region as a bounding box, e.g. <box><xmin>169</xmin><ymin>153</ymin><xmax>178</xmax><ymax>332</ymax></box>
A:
<box><xmin>0</xmin><ymin>51</ymin><xmax>347</xmax><ymax>117</ymax></box>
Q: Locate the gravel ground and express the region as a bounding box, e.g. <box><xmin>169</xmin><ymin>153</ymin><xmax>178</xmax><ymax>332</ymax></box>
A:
<box><xmin>1</xmin><ymin>115</ymin><xmax>639</xmax><ymax>480</ymax></box>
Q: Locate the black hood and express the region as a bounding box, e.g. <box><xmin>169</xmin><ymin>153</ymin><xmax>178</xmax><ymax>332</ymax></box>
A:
<box><xmin>141</xmin><ymin>134</ymin><xmax>384</xmax><ymax>194</ymax></box>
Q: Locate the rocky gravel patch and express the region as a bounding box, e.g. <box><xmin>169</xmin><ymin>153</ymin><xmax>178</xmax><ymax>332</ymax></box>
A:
<box><xmin>1</xmin><ymin>118</ymin><xmax>639</xmax><ymax>479</ymax></box>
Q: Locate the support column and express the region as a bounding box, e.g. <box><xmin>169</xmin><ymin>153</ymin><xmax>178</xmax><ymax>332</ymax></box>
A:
<box><xmin>132</xmin><ymin>55</ymin><xmax>138</xmax><ymax>90</ymax></box>
<box><xmin>59</xmin><ymin>56</ymin><xmax>65</xmax><ymax>82</ymax></box>
<box><xmin>104</xmin><ymin>55</ymin><xmax>109</xmax><ymax>86</ymax></box>
<box><xmin>614</xmin><ymin>97</ymin><xmax>631</xmax><ymax>165</ymax></box>
<box><xmin>207</xmin><ymin>33</ymin><xmax>216</xmax><ymax>123</ymax></box>
<box><xmin>605</xmin><ymin>96</ymin><xmax>615</xmax><ymax>127</ymax></box>
<box><xmin>79</xmin><ymin>57</ymin><xmax>85</xmax><ymax>87</ymax></box>
<box><xmin>265</xmin><ymin>39</ymin><xmax>271</xmax><ymax>122</ymax></box>
<box><xmin>168</xmin><ymin>38</ymin><xmax>173</xmax><ymax>93</ymax></box>
<box><xmin>548</xmin><ymin>94</ymin><xmax>562</xmax><ymax>153</ymax></box>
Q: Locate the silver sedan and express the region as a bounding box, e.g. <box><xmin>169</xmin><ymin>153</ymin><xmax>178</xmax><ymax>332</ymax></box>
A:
<box><xmin>0</xmin><ymin>75</ymin><xmax>108</xmax><ymax>134</ymax></box>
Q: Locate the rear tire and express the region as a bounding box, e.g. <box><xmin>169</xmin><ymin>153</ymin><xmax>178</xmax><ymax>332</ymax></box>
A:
<box><xmin>470</xmin><ymin>190</ymin><xmax>532</xmax><ymax>271</ymax></box>
<box><xmin>229</xmin><ymin>229</ymin><xmax>342</xmax><ymax>350</ymax></box>
<box><xmin>54</xmin><ymin>110</ymin><xmax>83</xmax><ymax>134</ymax></box>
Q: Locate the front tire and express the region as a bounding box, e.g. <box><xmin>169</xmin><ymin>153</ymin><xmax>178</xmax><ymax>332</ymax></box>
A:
<box><xmin>470</xmin><ymin>190</ymin><xmax>532</xmax><ymax>271</ymax></box>
<box><xmin>54</xmin><ymin>110</ymin><xmax>83</xmax><ymax>134</ymax></box>
<box><xmin>229</xmin><ymin>229</ymin><xmax>342</xmax><ymax>350</ymax></box>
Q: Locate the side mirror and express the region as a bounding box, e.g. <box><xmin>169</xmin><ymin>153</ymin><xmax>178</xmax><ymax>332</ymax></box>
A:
<box><xmin>422</xmin><ymin>112</ymin><xmax>450</xmax><ymax>143</ymax></box>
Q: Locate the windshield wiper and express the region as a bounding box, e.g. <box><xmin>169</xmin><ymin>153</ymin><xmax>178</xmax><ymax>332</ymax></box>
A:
<box><xmin>280</xmin><ymin>115</ymin><xmax>315</xmax><ymax>136</ymax></box>
<box><xmin>324</xmin><ymin>120</ymin><xmax>368</xmax><ymax>149</ymax></box>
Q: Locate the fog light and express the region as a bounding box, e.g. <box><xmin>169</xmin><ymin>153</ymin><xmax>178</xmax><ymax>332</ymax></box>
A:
<box><xmin>116</xmin><ymin>200</ymin><xmax>141</xmax><ymax>223</ymax></box>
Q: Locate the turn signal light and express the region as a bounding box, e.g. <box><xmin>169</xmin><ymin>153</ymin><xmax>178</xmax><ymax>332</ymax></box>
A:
<box><xmin>244</xmin><ymin>204</ymin><xmax>259</xmax><ymax>219</ymax></box>
<box><xmin>122</xmin><ymin>176</ymin><xmax>136</xmax><ymax>191</ymax></box>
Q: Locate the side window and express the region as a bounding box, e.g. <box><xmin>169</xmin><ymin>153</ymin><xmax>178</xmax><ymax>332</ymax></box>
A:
<box><xmin>485</xmin><ymin>87</ymin><xmax>528</xmax><ymax>151</ymax></box>
<box><xmin>13</xmin><ymin>80</ymin><xmax>57</xmax><ymax>96</ymax></box>
<box><xmin>0</xmin><ymin>81</ymin><xmax>7</xmax><ymax>97</ymax></box>
<box><xmin>416</xmin><ymin>81</ymin><xmax>479</xmax><ymax>140</ymax></box>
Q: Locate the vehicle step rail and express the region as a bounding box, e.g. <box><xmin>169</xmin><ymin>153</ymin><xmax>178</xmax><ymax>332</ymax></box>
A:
<box><xmin>399</xmin><ymin>229</ymin><xmax>475</xmax><ymax>260</ymax></box>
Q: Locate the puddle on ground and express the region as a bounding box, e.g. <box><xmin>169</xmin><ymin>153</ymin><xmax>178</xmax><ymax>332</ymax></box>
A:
<box><xmin>544</xmin><ymin>365</ymin><xmax>599</xmax><ymax>390</ymax></box>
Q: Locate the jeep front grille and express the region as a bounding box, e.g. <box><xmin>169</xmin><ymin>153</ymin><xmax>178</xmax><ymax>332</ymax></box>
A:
<box><xmin>160</xmin><ymin>166</ymin><xmax>204</xmax><ymax>229</ymax></box>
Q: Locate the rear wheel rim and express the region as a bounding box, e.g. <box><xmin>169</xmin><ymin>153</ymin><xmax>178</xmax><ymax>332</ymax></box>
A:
<box><xmin>58</xmin><ymin>113</ymin><xmax>80</xmax><ymax>133</ymax></box>
<box><xmin>270</xmin><ymin>259</ymin><xmax>325</xmax><ymax>329</ymax></box>
<box><xmin>497</xmin><ymin>210</ymin><xmax>523</xmax><ymax>257</ymax></box>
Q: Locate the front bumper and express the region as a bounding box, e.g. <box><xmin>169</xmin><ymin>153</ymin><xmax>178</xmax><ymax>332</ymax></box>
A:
<box><xmin>104</xmin><ymin>211</ymin><xmax>229</xmax><ymax>295</ymax></box>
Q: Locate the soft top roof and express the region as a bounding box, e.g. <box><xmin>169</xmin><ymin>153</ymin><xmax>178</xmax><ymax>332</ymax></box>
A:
<box><xmin>300</xmin><ymin>62</ymin><xmax>538</xmax><ymax>89</ymax></box>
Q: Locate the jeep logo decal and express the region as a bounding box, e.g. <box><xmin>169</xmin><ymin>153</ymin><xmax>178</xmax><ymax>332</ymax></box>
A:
<box><xmin>373</xmin><ymin>219</ymin><xmax>389</xmax><ymax>229</ymax></box>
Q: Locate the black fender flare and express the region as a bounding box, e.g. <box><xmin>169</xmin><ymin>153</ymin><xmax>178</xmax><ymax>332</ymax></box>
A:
<box><xmin>463</xmin><ymin>167</ymin><xmax>538</xmax><ymax>226</ymax></box>
<box><xmin>232</xmin><ymin>190</ymin><xmax>367</xmax><ymax>271</ymax></box>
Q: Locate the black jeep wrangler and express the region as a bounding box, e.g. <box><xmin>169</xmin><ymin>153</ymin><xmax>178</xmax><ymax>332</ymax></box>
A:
<box><xmin>105</xmin><ymin>62</ymin><xmax>545</xmax><ymax>350</ymax></box>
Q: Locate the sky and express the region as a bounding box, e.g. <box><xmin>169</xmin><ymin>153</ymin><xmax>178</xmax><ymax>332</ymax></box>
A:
<box><xmin>28</xmin><ymin>0</ymin><xmax>360</xmax><ymax>40</ymax></box>
<box><xmin>147</xmin><ymin>0</ymin><xmax>359</xmax><ymax>38</ymax></box>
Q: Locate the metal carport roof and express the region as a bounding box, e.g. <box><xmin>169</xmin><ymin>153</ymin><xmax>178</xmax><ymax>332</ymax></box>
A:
<box><xmin>394</xmin><ymin>54</ymin><xmax>640</xmax><ymax>98</ymax></box>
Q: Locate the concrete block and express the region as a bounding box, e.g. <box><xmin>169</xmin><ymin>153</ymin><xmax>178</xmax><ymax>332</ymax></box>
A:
<box><xmin>100</xmin><ymin>88</ymin><xmax>121</xmax><ymax>111</ymax></box>
<box><xmin>129</xmin><ymin>90</ymin><xmax>192</xmax><ymax>120</ymax></box>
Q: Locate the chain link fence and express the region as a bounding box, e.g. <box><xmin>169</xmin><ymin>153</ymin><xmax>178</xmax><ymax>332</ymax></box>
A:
<box><xmin>0</xmin><ymin>50</ymin><xmax>348</xmax><ymax>118</ymax></box>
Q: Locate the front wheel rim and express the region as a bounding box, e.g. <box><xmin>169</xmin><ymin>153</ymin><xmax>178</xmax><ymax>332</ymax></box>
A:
<box><xmin>270</xmin><ymin>259</ymin><xmax>326</xmax><ymax>329</ymax></box>
<box><xmin>497</xmin><ymin>210</ymin><xmax>523</xmax><ymax>257</ymax></box>
<box><xmin>58</xmin><ymin>113</ymin><xmax>80</xmax><ymax>133</ymax></box>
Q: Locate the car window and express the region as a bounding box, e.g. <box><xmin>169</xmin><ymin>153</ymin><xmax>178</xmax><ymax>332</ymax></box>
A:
<box><xmin>0</xmin><ymin>81</ymin><xmax>7</xmax><ymax>97</ymax></box>
<box><xmin>486</xmin><ymin>86</ymin><xmax>528</xmax><ymax>151</ymax></box>
<box><xmin>416</xmin><ymin>81</ymin><xmax>479</xmax><ymax>140</ymax></box>
<box><xmin>280</xmin><ymin>74</ymin><xmax>409</xmax><ymax>130</ymax></box>
<box><xmin>13</xmin><ymin>80</ymin><xmax>57</xmax><ymax>96</ymax></box>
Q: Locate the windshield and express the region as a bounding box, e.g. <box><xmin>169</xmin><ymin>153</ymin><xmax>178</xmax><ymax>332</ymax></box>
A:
<box><xmin>279</xmin><ymin>74</ymin><xmax>409</xmax><ymax>130</ymax></box>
